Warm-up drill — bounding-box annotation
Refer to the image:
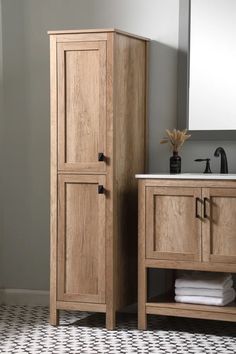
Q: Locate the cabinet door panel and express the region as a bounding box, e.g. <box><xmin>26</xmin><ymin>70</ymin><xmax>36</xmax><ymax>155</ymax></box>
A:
<box><xmin>202</xmin><ymin>188</ymin><xmax>236</xmax><ymax>264</ymax></box>
<box><xmin>58</xmin><ymin>41</ymin><xmax>106</xmax><ymax>172</ymax></box>
<box><xmin>146</xmin><ymin>187</ymin><xmax>202</xmax><ymax>261</ymax></box>
<box><xmin>57</xmin><ymin>175</ymin><xmax>105</xmax><ymax>303</ymax></box>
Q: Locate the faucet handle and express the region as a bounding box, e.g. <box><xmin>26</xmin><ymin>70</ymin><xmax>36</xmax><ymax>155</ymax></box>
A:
<box><xmin>195</xmin><ymin>158</ymin><xmax>212</xmax><ymax>174</ymax></box>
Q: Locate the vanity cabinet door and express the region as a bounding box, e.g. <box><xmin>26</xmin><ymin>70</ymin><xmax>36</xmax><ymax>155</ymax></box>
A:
<box><xmin>146</xmin><ymin>186</ymin><xmax>202</xmax><ymax>262</ymax></box>
<box><xmin>57</xmin><ymin>41</ymin><xmax>107</xmax><ymax>172</ymax></box>
<box><xmin>202</xmin><ymin>188</ymin><xmax>236</xmax><ymax>264</ymax></box>
<box><xmin>57</xmin><ymin>174</ymin><xmax>106</xmax><ymax>304</ymax></box>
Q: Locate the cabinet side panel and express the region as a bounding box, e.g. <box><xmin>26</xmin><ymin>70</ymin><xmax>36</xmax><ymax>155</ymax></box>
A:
<box><xmin>114</xmin><ymin>33</ymin><xmax>147</xmax><ymax>310</ymax></box>
<box><xmin>49</xmin><ymin>35</ymin><xmax>58</xmax><ymax>324</ymax></box>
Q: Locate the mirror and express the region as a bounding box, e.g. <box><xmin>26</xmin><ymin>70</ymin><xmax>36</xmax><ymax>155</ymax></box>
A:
<box><xmin>178</xmin><ymin>0</ymin><xmax>236</xmax><ymax>137</ymax></box>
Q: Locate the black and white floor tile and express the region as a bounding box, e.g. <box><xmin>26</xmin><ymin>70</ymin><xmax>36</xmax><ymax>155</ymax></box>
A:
<box><xmin>0</xmin><ymin>305</ymin><xmax>236</xmax><ymax>353</ymax></box>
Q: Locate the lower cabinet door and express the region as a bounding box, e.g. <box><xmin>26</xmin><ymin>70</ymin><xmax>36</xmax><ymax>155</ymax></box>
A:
<box><xmin>202</xmin><ymin>187</ymin><xmax>236</xmax><ymax>264</ymax></box>
<box><xmin>57</xmin><ymin>174</ymin><xmax>106</xmax><ymax>303</ymax></box>
<box><xmin>146</xmin><ymin>186</ymin><xmax>202</xmax><ymax>261</ymax></box>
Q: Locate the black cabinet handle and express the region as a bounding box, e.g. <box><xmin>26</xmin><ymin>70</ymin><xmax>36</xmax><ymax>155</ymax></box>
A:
<box><xmin>195</xmin><ymin>197</ymin><xmax>201</xmax><ymax>218</ymax></box>
<box><xmin>203</xmin><ymin>197</ymin><xmax>208</xmax><ymax>218</ymax></box>
<box><xmin>98</xmin><ymin>152</ymin><xmax>105</xmax><ymax>162</ymax></box>
<box><xmin>98</xmin><ymin>185</ymin><xmax>104</xmax><ymax>194</ymax></box>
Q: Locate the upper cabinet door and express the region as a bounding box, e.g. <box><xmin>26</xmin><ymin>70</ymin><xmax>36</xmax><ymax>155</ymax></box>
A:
<box><xmin>57</xmin><ymin>41</ymin><xmax>107</xmax><ymax>172</ymax></box>
<box><xmin>202</xmin><ymin>188</ymin><xmax>236</xmax><ymax>264</ymax></box>
<box><xmin>146</xmin><ymin>186</ymin><xmax>202</xmax><ymax>262</ymax></box>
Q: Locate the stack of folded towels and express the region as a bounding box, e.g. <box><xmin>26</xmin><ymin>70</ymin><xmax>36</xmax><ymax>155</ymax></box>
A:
<box><xmin>175</xmin><ymin>272</ymin><xmax>235</xmax><ymax>306</ymax></box>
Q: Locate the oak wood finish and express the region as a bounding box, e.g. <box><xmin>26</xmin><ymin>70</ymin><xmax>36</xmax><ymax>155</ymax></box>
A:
<box><xmin>49</xmin><ymin>29</ymin><xmax>149</xmax><ymax>329</ymax></box>
<box><xmin>138</xmin><ymin>180</ymin><xmax>147</xmax><ymax>330</ymax></box>
<box><xmin>104</xmin><ymin>32</ymin><xmax>115</xmax><ymax>330</ymax></box>
<box><xmin>57</xmin><ymin>41</ymin><xmax>106</xmax><ymax>172</ymax></box>
<box><xmin>56</xmin><ymin>33</ymin><xmax>108</xmax><ymax>43</ymax></box>
<box><xmin>48</xmin><ymin>28</ymin><xmax>150</xmax><ymax>41</ymax></box>
<box><xmin>146</xmin><ymin>301</ymin><xmax>236</xmax><ymax>322</ymax></box>
<box><xmin>202</xmin><ymin>188</ymin><xmax>236</xmax><ymax>264</ymax></box>
<box><xmin>57</xmin><ymin>174</ymin><xmax>106</xmax><ymax>304</ymax></box>
<box><xmin>146</xmin><ymin>187</ymin><xmax>202</xmax><ymax>262</ymax></box>
<box><xmin>138</xmin><ymin>178</ymin><xmax>236</xmax><ymax>329</ymax></box>
<box><xmin>114</xmin><ymin>33</ymin><xmax>147</xmax><ymax>312</ymax></box>
<box><xmin>57</xmin><ymin>301</ymin><xmax>106</xmax><ymax>312</ymax></box>
<box><xmin>145</xmin><ymin>259</ymin><xmax>236</xmax><ymax>273</ymax></box>
<box><xmin>49</xmin><ymin>35</ymin><xmax>59</xmax><ymax>326</ymax></box>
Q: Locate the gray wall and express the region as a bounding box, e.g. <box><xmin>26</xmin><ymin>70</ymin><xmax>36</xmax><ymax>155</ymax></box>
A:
<box><xmin>0</xmin><ymin>0</ymin><xmax>95</xmax><ymax>290</ymax></box>
<box><xmin>0</xmin><ymin>0</ymin><xmax>3</xmax><ymax>288</ymax></box>
<box><xmin>0</xmin><ymin>0</ymin><xmax>236</xmax><ymax>291</ymax></box>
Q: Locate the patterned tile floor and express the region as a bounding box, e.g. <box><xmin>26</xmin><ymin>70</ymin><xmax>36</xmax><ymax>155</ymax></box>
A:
<box><xmin>0</xmin><ymin>305</ymin><xmax>236</xmax><ymax>353</ymax></box>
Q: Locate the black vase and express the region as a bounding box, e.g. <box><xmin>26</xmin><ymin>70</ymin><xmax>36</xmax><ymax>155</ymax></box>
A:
<box><xmin>170</xmin><ymin>151</ymin><xmax>181</xmax><ymax>174</ymax></box>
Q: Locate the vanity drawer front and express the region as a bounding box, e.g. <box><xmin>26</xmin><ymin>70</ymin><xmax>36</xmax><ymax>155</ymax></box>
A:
<box><xmin>145</xmin><ymin>186</ymin><xmax>202</xmax><ymax>262</ymax></box>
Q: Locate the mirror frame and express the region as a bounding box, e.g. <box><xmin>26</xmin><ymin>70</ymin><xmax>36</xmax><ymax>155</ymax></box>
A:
<box><xmin>178</xmin><ymin>0</ymin><xmax>236</xmax><ymax>140</ymax></box>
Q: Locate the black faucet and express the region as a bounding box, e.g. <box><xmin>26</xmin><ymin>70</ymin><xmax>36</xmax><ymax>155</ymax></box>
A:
<box><xmin>214</xmin><ymin>147</ymin><xmax>228</xmax><ymax>174</ymax></box>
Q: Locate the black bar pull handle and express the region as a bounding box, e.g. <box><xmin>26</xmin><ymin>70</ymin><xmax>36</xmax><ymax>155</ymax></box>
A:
<box><xmin>98</xmin><ymin>185</ymin><xmax>105</xmax><ymax>194</ymax></box>
<box><xmin>203</xmin><ymin>197</ymin><xmax>208</xmax><ymax>218</ymax></box>
<box><xmin>98</xmin><ymin>152</ymin><xmax>105</xmax><ymax>162</ymax></box>
<box><xmin>195</xmin><ymin>197</ymin><xmax>201</xmax><ymax>218</ymax></box>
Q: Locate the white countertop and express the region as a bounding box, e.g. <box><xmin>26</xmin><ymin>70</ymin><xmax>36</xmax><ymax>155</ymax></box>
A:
<box><xmin>135</xmin><ymin>173</ymin><xmax>236</xmax><ymax>180</ymax></box>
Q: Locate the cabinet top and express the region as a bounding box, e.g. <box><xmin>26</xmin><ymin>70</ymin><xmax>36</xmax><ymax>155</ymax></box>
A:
<box><xmin>47</xmin><ymin>28</ymin><xmax>150</xmax><ymax>41</ymax></box>
<box><xmin>135</xmin><ymin>173</ymin><xmax>236</xmax><ymax>180</ymax></box>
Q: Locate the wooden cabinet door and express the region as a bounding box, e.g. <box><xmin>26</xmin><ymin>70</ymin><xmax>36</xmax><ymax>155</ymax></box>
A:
<box><xmin>57</xmin><ymin>174</ymin><xmax>106</xmax><ymax>303</ymax></box>
<box><xmin>146</xmin><ymin>186</ymin><xmax>202</xmax><ymax>261</ymax></box>
<box><xmin>57</xmin><ymin>41</ymin><xmax>107</xmax><ymax>172</ymax></box>
<box><xmin>202</xmin><ymin>188</ymin><xmax>236</xmax><ymax>264</ymax></box>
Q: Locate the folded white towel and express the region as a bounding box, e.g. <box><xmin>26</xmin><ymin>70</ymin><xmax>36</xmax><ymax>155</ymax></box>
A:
<box><xmin>175</xmin><ymin>289</ymin><xmax>235</xmax><ymax>306</ymax></box>
<box><xmin>175</xmin><ymin>272</ymin><xmax>232</xmax><ymax>290</ymax></box>
<box><xmin>175</xmin><ymin>285</ymin><xmax>234</xmax><ymax>298</ymax></box>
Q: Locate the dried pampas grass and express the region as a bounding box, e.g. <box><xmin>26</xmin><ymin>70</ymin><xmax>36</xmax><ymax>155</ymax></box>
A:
<box><xmin>160</xmin><ymin>129</ymin><xmax>191</xmax><ymax>152</ymax></box>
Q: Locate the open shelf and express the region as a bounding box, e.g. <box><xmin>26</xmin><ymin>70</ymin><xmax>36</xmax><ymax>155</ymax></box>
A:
<box><xmin>146</xmin><ymin>295</ymin><xmax>236</xmax><ymax>322</ymax></box>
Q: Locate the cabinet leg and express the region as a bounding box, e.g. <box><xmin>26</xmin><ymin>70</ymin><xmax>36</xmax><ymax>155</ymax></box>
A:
<box><xmin>106</xmin><ymin>310</ymin><xmax>116</xmax><ymax>330</ymax></box>
<box><xmin>138</xmin><ymin>312</ymin><xmax>147</xmax><ymax>330</ymax></box>
<box><xmin>50</xmin><ymin>308</ymin><xmax>59</xmax><ymax>326</ymax></box>
<box><xmin>138</xmin><ymin>262</ymin><xmax>147</xmax><ymax>330</ymax></box>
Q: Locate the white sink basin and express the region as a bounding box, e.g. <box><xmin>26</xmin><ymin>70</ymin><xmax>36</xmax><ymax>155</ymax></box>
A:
<box><xmin>135</xmin><ymin>173</ymin><xmax>236</xmax><ymax>180</ymax></box>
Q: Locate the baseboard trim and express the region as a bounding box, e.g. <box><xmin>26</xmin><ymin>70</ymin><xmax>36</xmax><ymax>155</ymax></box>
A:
<box><xmin>0</xmin><ymin>289</ymin><xmax>49</xmax><ymax>306</ymax></box>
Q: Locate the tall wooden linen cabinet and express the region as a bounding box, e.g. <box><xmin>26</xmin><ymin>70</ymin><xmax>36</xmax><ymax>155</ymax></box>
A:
<box><xmin>48</xmin><ymin>29</ymin><xmax>149</xmax><ymax>329</ymax></box>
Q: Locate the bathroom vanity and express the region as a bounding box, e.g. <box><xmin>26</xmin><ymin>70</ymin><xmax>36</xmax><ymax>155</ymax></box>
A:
<box><xmin>136</xmin><ymin>174</ymin><xmax>236</xmax><ymax>329</ymax></box>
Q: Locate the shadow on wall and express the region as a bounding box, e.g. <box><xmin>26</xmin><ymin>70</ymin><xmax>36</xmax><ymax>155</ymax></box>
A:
<box><xmin>147</xmin><ymin>41</ymin><xmax>179</xmax><ymax>294</ymax></box>
<box><xmin>148</xmin><ymin>40</ymin><xmax>178</xmax><ymax>173</ymax></box>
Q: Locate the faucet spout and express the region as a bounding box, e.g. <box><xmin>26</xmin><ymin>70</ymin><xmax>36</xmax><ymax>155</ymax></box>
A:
<box><xmin>214</xmin><ymin>147</ymin><xmax>228</xmax><ymax>174</ymax></box>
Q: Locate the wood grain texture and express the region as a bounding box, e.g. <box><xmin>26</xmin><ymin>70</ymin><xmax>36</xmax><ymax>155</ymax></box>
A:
<box><xmin>138</xmin><ymin>180</ymin><xmax>147</xmax><ymax>330</ymax></box>
<box><xmin>146</xmin><ymin>302</ymin><xmax>236</xmax><ymax>322</ymax></box>
<box><xmin>145</xmin><ymin>259</ymin><xmax>236</xmax><ymax>273</ymax></box>
<box><xmin>144</xmin><ymin>41</ymin><xmax>150</xmax><ymax>172</ymax></box>
<box><xmin>202</xmin><ymin>187</ymin><xmax>236</xmax><ymax>264</ymax></box>
<box><xmin>56</xmin><ymin>33</ymin><xmax>108</xmax><ymax>43</ymax></box>
<box><xmin>57</xmin><ymin>174</ymin><xmax>106</xmax><ymax>304</ymax></box>
<box><xmin>141</xmin><ymin>178</ymin><xmax>236</xmax><ymax>189</ymax></box>
<box><xmin>114</xmin><ymin>33</ymin><xmax>147</xmax><ymax>312</ymax></box>
<box><xmin>138</xmin><ymin>178</ymin><xmax>236</xmax><ymax>328</ymax></box>
<box><xmin>57</xmin><ymin>41</ymin><xmax>106</xmax><ymax>172</ymax></box>
<box><xmin>146</xmin><ymin>186</ymin><xmax>202</xmax><ymax>262</ymax></box>
<box><xmin>49</xmin><ymin>30</ymin><xmax>149</xmax><ymax>329</ymax></box>
<box><xmin>104</xmin><ymin>32</ymin><xmax>116</xmax><ymax>330</ymax></box>
<box><xmin>57</xmin><ymin>301</ymin><xmax>106</xmax><ymax>312</ymax></box>
<box><xmin>48</xmin><ymin>28</ymin><xmax>150</xmax><ymax>41</ymax></box>
<box><xmin>49</xmin><ymin>35</ymin><xmax>59</xmax><ymax>326</ymax></box>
